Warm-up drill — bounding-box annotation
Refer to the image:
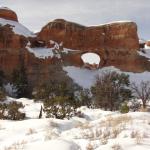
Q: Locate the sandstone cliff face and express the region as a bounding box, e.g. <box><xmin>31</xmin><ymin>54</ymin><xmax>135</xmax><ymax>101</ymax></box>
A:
<box><xmin>1</xmin><ymin>8</ymin><xmax>150</xmax><ymax>88</ymax></box>
<box><xmin>0</xmin><ymin>7</ymin><xmax>18</xmax><ymax>22</ymax></box>
<box><xmin>38</xmin><ymin>19</ymin><xmax>139</xmax><ymax>52</ymax></box>
<box><xmin>37</xmin><ymin>19</ymin><xmax>141</xmax><ymax>71</ymax></box>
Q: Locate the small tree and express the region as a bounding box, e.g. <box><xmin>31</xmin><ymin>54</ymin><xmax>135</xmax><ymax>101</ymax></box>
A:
<box><xmin>91</xmin><ymin>71</ymin><xmax>132</xmax><ymax>111</ymax></box>
<box><xmin>0</xmin><ymin>70</ymin><xmax>6</xmax><ymax>101</ymax></box>
<box><xmin>12</xmin><ymin>59</ymin><xmax>29</xmax><ymax>98</ymax></box>
<box><xmin>7</xmin><ymin>101</ymin><xmax>25</xmax><ymax>120</ymax></box>
<box><xmin>0</xmin><ymin>70</ymin><xmax>5</xmax><ymax>87</ymax></box>
<box><xmin>0</xmin><ymin>89</ymin><xmax>6</xmax><ymax>102</ymax></box>
<box><xmin>76</xmin><ymin>88</ymin><xmax>92</xmax><ymax>108</ymax></box>
<box><xmin>34</xmin><ymin>63</ymin><xmax>79</xmax><ymax>101</ymax></box>
<box><xmin>120</xmin><ymin>102</ymin><xmax>129</xmax><ymax>113</ymax></box>
<box><xmin>34</xmin><ymin>63</ymin><xmax>80</xmax><ymax>119</ymax></box>
<box><xmin>131</xmin><ymin>81</ymin><xmax>150</xmax><ymax>108</ymax></box>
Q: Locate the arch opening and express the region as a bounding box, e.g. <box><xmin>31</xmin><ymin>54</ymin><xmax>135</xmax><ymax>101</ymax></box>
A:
<box><xmin>81</xmin><ymin>52</ymin><xmax>101</xmax><ymax>69</ymax></box>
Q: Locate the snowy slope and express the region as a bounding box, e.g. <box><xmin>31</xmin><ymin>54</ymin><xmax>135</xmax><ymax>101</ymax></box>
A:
<box><xmin>63</xmin><ymin>66</ymin><xmax>150</xmax><ymax>88</ymax></box>
<box><xmin>0</xmin><ymin>97</ymin><xmax>150</xmax><ymax>150</ymax></box>
<box><xmin>0</xmin><ymin>18</ymin><xmax>35</xmax><ymax>37</ymax></box>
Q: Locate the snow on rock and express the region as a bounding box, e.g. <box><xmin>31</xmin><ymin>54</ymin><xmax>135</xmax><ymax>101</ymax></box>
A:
<box><xmin>138</xmin><ymin>45</ymin><xmax>150</xmax><ymax>59</ymax></box>
<box><xmin>64</xmin><ymin>66</ymin><xmax>150</xmax><ymax>88</ymax></box>
<box><xmin>26</xmin><ymin>46</ymin><xmax>55</xmax><ymax>59</ymax></box>
<box><xmin>81</xmin><ymin>53</ymin><xmax>100</xmax><ymax>65</ymax></box>
<box><xmin>90</xmin><ymin>20</ymin><xmax>133</xmax><ymax>27</ymax></box>
<box><xmin>26</xmin><ymin>40</ymin><xmax>79</xmax><ymax>59</ymax></box>
<box><xmin>0</xmin><ymin>18</ymin><xmax>35</xmax><ymax>37</ymax></box>
<box><xmin>0</xmin><ymin>6</ymin><xmax>11</xmax><ymax>11</ymax></box>
<box><xmin>62</xmin><ymin>48</ymin><xmax>80</xmax><ymax>54</ymax></box>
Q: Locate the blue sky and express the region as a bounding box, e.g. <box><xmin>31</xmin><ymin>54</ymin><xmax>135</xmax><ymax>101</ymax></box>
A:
<box><xmin>1</xmin><ymin>0</ymin><xmax>150</xmax><ymax>39</ymax></box>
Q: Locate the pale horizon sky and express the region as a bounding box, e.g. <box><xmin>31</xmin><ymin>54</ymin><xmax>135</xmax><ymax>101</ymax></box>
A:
<box><xmin>0</xmin><ymin>0</ymin><xmax>150</xmax><ymax>39</ymax></box>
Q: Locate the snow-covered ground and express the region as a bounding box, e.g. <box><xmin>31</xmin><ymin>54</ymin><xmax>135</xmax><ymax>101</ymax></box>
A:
<box><xmin>0</xmin><ymin>97</ymin><xmax>150</xmax><ymax>150</ymax></box>
<box><xmin>63</xmin><ymin>66</ymin><xmax>150</xmax><ymax>88</ymax></box>
<box><xmin>0</xmin><ymin>18</ymin><xmax>35</xmax><ymax>37</ymax></box>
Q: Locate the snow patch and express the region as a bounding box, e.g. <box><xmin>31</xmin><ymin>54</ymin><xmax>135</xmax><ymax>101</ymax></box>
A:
<box><xmin>138</xmin><ymin>45</ymin><xmax>150</xmax><ymax>59</ymax></box>
<box><xmin>26</xmin><ymin>40</ymin><xmax>80</xmax><ymax>59</ymax></box>
<box><xmin>26</xmin><ymin>47</ymin><xmax>54</xmax><ymax>59</ymax></box>
<box><xmin>0</xmin><ymin>6</ymin><xmax>11</xmax><ymax>10</ymax></box>
<box><xmin>0</xmin><ymin>18</ymin><xmax>35</xmax><ymax>37</ymax></box>
<box><xmin>90</xmin><ymin>20</ymin><xmax>133</xmax><ymax>27</ymax></box>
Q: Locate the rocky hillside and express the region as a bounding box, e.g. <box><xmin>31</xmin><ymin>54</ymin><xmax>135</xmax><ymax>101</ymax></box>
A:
<box><xmin>0</xmin><ymin>7</ymin><xmax>150</xmax><ymax>87</ymax></box>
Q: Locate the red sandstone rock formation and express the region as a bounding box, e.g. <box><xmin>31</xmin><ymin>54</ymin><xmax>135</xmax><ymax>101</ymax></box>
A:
<box><xmin>0</xmin><ymin>7</ymin><xmax>18</xmax><ymax>22</ymax></box>
<box><xmin>0</xmin><ymin>8</ymin><xmax>150</xmax><ymax>87</ymax></box>
<box><xmin>37</xmin><ymin>19</ymin><xmax>142</xmax><ymax>71</ymax></box>
<box><xmin>38</xmin><ymin>19</ymin><xmax>139</xmax><ymax>52</ymax></box>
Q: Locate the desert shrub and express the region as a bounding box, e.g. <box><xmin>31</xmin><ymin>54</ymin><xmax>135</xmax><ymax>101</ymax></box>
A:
<box><xmin>0</xmin><ymin>103</ymin><xmax>7</xmax><ymax>119</ymax></box>
<box><xmin>86</xmin><ymin>143</ymin><xmax>94</xmax><ymax>150</ymax></box>
<box><xmin>111</xmin><ymin>144</ymin><xmax>122</xmax><ymax>150</ymax></box>
<box><xmin>0</xmin><ymin>101</ymin><xmax>25</xmax><ymax>120</ymax></box>
<box><xmin>129</xmin><ymin>99</ymin><xmax>141</xmax><ymax>112</ymax></box>
<box><xmin>4</xmin><ymin>140</ymin><xmax>27</xmax><ymax>150</ymax></box>
<box><xmin>120</xmin><ymin>102</ymin><xmax>129</xmax><ymax>113</ymax></box>
<box><xmin>131</xmin><ymin>81</ymin><xmax>150</xmax><ymax>109</ymax></box>
<box><xmin>33</xmin><ymin>63</ymin><xmax>80</xmax><ymax>101</ymax></box>
<box><xmin>44</xmin><ymin>96</ymin><xmax>76</xmax><ymax>119</ymax></box>
<box><xmin>76</xmin><ymin>88</ymin><xmax>92</xmax><ymax>108</ymax></box>
<box><xmin>0</xmin><ymin>70</ymin><xmax>5</xmax><ymax>87</ymax></box>
<box><xmin>100</xmin><ymin>137</ymin><xmax>108</xmax><ymax>145</ymax></box>
<box><xmin>34</xmin><ymin>63</ymin><xmax>84</xmax><ymax>119</ymax></box>
<box><xmin>0</xmin><ymin>70</ymin><xmax>6</xmax><ymax>101</ymax></box>
<box><xmin>91</xmin><ymin>71</ymin><xmax>132</xmax><ymax>110</ymax></box>
<box><xmin>0</xmin><ymin>89</ymin><xmax>6</xmax><ymax>102</ymax></box>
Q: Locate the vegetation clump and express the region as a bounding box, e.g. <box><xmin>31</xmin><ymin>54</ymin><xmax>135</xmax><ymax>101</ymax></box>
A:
<box><xmin>91</xmin><ymin>71</ymin><xmax>132</xmax><ymax>111</ymax></box>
